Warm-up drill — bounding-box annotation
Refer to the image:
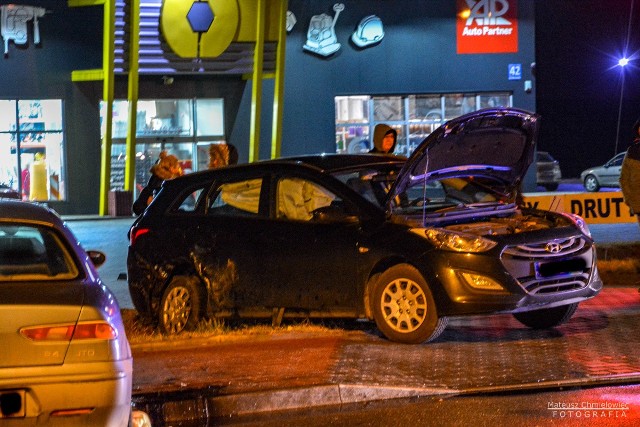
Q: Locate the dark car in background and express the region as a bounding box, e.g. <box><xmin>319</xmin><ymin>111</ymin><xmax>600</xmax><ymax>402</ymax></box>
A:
<box><xmin>580</xmin><ymin>152</ymin><xmax>625</xmax><ymax>192</ymax></box>
<box><xmin>128</xmin><ymin>108</ymin><xmax>602</xmax><ymax>344</ymax></box>
<box><xmin>0</xmin><ymin>200</ymin><xmax>134</xmax><ymax>425</ymax></box>
<box><xmin>535</xmin><ymin>151</ymin><xmax>562</xmax><ymax>191</ymax></box>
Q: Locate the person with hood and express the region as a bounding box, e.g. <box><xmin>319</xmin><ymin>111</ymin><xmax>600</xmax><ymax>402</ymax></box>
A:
<box><xmin>369</xmin><ymin>124</ymin><xmax>397</xmax><ymax>154</ymax></box>
<box><xmin>620</xmin><ymin>118</ymin><xmax>640</xmax><ymax>228</ymax></box>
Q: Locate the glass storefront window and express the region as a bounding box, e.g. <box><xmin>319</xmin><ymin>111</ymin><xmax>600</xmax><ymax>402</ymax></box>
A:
<box><xmin>103</xmin><ymin>98</ymin><xmax>224</xmax><ymax>193</ymax></box>
<box><xmin>373</xmin><ymin>96</ymin><xmax>404</xmax><ymax>122</ymax></box>
<box><xmin>335</xmin><ymin>92</ymin><xmax>512</xmax><ymax>156</ymax></box>
<box><xmin>0</xmin><ymin>100</ymin><xmax>16</xmax><ymax>132</ymax></box>
<box><xmin>0</xmin><ymin>100</ymin><xmax>65</xmax><ymax>201</ymax></box>
<box><xmin>479</xmin><ymin>93</ymin><xmax>511</xmax><ymax>109</ymax></box>
<box><xmin>196</xmin><ymin>99</ymin><xmax>224</xmax><ymax>136</ymax></box>
<box><xmin>336</xmin><ymin>125</ymin><xmax>370</xmax><ymax>153</ymax></box>
<box><xmin>335</xmin><ymin>96</ymin><xmax>369</xmax><ymax>123</ymax></box>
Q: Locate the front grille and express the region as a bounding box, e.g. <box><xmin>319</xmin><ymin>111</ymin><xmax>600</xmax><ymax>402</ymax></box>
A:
<box><xmin>520</xmin><ymin>273</ymin><xmax>590</xmax><ymax>294</ymax></box>
<box><xmin>501</xmin><ymin>236</ymin><xmax>592</xmax><ymax>295</ymax></box>
<box><xmin>502</xmin><ymin>237</ymin><xmax>586</xmax><ymax>258</ymax></box>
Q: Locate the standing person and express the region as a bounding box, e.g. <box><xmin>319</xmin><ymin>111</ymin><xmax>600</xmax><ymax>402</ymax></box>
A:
<box><xmin>369</xmin><ymin>124</ymin><xmax>397</xmax><ymax>154</ymax></box>
<box><xmin>620</xmin><ymin>118</ymin><xmax>640</xmax><ymax>228</ymax></box>
<box><xmin>208</xmin><ymin>143</ymin><xmax>238</xmax><ymax>168</ymax></box>
<box><xmin>132</xmin><ymin>151</ymin><xmax>183</xmax><ymax>215</ymax></box>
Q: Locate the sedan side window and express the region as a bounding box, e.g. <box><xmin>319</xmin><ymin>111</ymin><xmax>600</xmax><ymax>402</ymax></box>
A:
<box><xmin>277</xmin><ymin>177</ymin><xmax>348</xmax><ymax>222</ymax></box>
<box><xmin>208</xmin><ymin>178</ymin><xmax>263</xmax><ymax>216</ymax></box>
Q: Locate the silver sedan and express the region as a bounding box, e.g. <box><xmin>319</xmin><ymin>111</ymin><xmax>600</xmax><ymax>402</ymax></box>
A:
<box><xmin>0</xmin><ymin>200</ymin><xmax>133</xmax><ymax>426</ymax></box>
<box><xmin>580</xmin><ymin>152</ymin><xmax>625</xmax><ymax>192</ymax></box>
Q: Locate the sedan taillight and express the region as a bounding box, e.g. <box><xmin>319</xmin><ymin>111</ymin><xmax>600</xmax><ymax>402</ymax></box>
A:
<box><xmin>130</xmin><ymin>226</ymin><xmax>150</xmax><ymax>246</ymax></box>
<box><xmin>20</xmin><ymin>322</ymin><xmax>117</xmax><ymax>341</ymax></box>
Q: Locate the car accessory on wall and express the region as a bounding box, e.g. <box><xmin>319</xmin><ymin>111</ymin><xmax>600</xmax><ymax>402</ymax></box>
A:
<box><xmin>351</xmin><ymin>15</ymin><xmax>384</xmax><ymax>48</ymax></box>
<box><xmin>286</xmin><ymin>10</ymin><xmax>296</xmax><ymax>33</ymax></box>
<box><xmin>0</xmin><ymin>4</ymin><xmax>46</xmax><ymax>56</ymax></box>
<box><xmin>303</xmin><ymin>3</ymin><xmax>344</xmax><ymax>57</ymax></box>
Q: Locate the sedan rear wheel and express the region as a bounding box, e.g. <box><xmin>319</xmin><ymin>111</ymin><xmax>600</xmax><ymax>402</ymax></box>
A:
<box><xmin>372</xmin><ymin>264</ymin><xmax>447</xmax><ymax>344</ymax></box>
<box><xmin>513</xmin><ymin>303</ymin><xmax>578</xmax><ymax>329</ymax></box>
<box><xmin>583</xmin><ymin>174</ymin><xmax>600</xmax><ymax>192</ymax></box>
<box><xmin>159</xmin><ymin>276</ymin><xmax>202</xmax><ymax>334</ymax></box>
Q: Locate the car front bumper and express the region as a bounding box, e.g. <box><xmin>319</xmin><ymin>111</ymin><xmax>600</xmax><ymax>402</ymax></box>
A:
<box><xmin>415</xmin><ymin>245</ymin><xmax>602</xmax><ymax>317</ymax></box>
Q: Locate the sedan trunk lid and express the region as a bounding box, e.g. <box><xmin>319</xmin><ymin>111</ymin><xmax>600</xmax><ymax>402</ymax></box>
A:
<box><xmin>0</xmin><ymin>282</ymin><xmax>84</xmax><ymax>368</ymax></box>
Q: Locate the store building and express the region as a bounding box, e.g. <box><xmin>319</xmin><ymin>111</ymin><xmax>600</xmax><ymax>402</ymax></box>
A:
<box><xmin>0</xmin><ymin>0</ymin><xmax>535</xmax><ymax>215</ymax></box>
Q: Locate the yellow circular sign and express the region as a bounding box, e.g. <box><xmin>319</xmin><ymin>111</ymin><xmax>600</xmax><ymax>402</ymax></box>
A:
<box><xmin>160</xmin><ymin>0</ymin><xmax>239</xmax><ymax>58</ymax></box>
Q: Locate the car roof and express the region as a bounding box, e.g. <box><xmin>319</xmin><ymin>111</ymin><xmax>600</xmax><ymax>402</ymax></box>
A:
<box><xmin>163</xmin><ymin>154</ymin><xmax>406</xmax><ymax>186</ymax></box>
<box><xmin>266</xmin><ymin>153</ymin><xmax>405</xmax><ymax>172</ymax></box>
<box><xmin>0</xmin><ymin>200</ymin><xmax>61</xmax><ymax>225</ymax></box>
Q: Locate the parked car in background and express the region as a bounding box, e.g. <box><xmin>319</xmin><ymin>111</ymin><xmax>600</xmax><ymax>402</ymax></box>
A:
<box><xmin>536</xmin><ymin>151</ymin><xmax>562</xmax><ymax>191</ymax></box>
<box><xmin>0</xmin><ymin>200</ymin><xmax>133</xmax><ymax>426</ymax></box>
<box><xmin>580</xmin><ymin>152</ymin><xmax>625</xmax><ymax>192</ymax></box>
<box><xmin>128</xmin><ymin>108</ymin><xmax>602</xmax><ymax>344</ymax></box>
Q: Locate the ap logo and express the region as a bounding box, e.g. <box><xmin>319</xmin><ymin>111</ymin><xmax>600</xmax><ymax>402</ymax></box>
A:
<box><xmin>465</xmin><ymin>0</ymin><xmax>511</xmax><ymax>26</ymax></box>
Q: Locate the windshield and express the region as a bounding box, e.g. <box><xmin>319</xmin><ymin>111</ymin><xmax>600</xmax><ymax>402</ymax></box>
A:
<box><xmin>393</xmin><ymin>176</ymin><xmax>511</xmax><ymax>215</ymax></box>
<box><xmin>333</xmin><ymin>164</ymin><xmax>511</xmax><ymax>215</ymax></box>
<box><xmin>332</xmin><ymin>165</ymin><xmax>401</xmax><ymax>208</ymax></box>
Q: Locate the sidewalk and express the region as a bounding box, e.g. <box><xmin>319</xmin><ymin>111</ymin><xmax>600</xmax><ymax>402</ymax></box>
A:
<box><xmin>130</xmin><ymin>286</ymin><xmax>640</xmax><ymax>424</ymax></box>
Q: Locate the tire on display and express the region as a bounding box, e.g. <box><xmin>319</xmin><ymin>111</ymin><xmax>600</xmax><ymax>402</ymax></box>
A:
<box><xmin>372</xmin><ymin>264</ymin><xmax>448</xmax><ymax>344</ymax></box>
<box><xmin>512</xmin><ymin>303</ymin><xmax>578</xmax><ymax>329</ymax></box>
<box><xmin>583</xmin><ymin>174</ymin><xmax>600</xmax><ymax>192</ymax></box>
<box><xmin>159</xmin><ymin>275</ymin><xmax>202</xmax><ymax>334</ymax></box>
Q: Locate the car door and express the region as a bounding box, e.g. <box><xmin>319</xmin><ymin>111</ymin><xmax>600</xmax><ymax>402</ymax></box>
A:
<box><xmin>601</xmin><ymin>153</ymin><xmax>624</xmax><ymax>187</ymax></box>
<box><xmin>256</xmin><ymin>173</ymin><xmax>362</xmax><ymax>312</ymax></box>
<box><xmin>197</xmin><ymin>174</ymin><xmax>273</xmax><ymax>309</ymax></box>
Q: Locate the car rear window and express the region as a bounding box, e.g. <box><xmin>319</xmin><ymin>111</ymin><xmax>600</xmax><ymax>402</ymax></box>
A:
<box><xmin>0</xmin><ymin>224</ymin><xmax>79</xmax><ymax>281</ymax></box>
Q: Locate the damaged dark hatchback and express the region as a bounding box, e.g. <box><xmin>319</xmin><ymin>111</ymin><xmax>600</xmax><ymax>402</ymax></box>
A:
<box><xmin>127</xmin><ymin>108</ymin><xmax>602</xmax><ymax>344</ymax></box>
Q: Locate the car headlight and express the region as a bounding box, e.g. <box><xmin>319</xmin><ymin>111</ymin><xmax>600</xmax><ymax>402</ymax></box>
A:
<box><xmin>411</xmin><ymin>228</ymin><xmax>497</xmax><ymax>253</ymax></box>
<box><xmin>560</xmin><ymin>212</ymin><xmax>591</xmax><ymax>237</ymax></box>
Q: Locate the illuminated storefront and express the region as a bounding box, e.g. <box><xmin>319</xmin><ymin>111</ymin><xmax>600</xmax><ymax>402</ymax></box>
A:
<box><xmin>0</xmin><ymin>0</ymin><xmax>535</xmax><ymax>214</ymax></box>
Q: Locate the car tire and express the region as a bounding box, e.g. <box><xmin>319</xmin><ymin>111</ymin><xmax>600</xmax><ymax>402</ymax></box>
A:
<box><xmin>512</xmin><ymin>303</ymin><xmax>578</xmax><ymax>329</ymax></box>
<box><xmin>159</xmin><ymin>275</ymin><xmax>202</xmax><ymax>334</ymax></box>
<box><xmin>583</xmin><ymin>174</ymin><xmax>600</xmax><ymax>192</ymax></box>
<box><xmin>372</xmin><ymin>264</ymin><xmax>448</xmax><ymax>344</ymax></box>
<box><xmin>543</xmin><ymin>183</ymin><xmax>559</xmax><ymax>191</ymax></box>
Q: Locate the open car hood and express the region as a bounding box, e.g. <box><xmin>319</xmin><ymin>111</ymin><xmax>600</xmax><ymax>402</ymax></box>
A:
<box><xmin>387</xmin><ymin>108</ymin><xmax>540</xmax><ymax>206</ymax></box>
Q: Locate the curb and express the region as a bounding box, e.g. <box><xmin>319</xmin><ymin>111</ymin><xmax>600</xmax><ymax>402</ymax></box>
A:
<box><xmin>132</xmin><ymin>384</ymin><xmax>457</xmax><ymax>424</ymax></box>
<box><xmin>132</xmin><ymin>374</ymin><xmax>640</xmax><ymax>424</ymax></box>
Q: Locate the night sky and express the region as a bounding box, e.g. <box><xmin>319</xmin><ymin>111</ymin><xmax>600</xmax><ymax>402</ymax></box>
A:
<box><xmin>535</xmin><ymin>0</ymin><xmax>640</xmax><ymax>177</ymax></box>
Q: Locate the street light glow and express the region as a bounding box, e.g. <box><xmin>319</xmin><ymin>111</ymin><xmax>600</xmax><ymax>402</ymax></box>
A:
<box><xmin>618</xmin><ymin>57</ymin><xmax>629</xmax><ymax>66</ymax></box>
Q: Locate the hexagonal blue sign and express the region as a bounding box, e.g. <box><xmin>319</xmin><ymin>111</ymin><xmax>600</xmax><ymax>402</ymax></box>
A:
<box><xmin>187</xmin><ymin>1</ymin><xmax>214</xmax><ymax>33</ymax></box>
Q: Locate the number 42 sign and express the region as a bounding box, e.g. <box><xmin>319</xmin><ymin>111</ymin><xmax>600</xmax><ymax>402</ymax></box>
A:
<box><xmin>508</xmin><ymin>63</ymin><xmax>522</xmax><ymax>80</ymax></box>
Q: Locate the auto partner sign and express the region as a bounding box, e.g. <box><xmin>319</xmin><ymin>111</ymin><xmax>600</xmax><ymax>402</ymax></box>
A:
<box><xmin>522</xmin><ymin>191</ymin><xmax>636</xmax><ymax>225</ymax></box>
<box><xmin>456</xmin><ymin>0</ymin><xmax>518</xmax><ymax>54</ymax></box>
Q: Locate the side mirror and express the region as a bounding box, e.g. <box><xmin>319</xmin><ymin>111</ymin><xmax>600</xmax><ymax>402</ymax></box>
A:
<box><xmin>311</xmin><ymin>205</ymin><xmax>358</xmax><ymax>223</ymax></box>
<box><xmin>87</xmin><ymin>250</ymin><xmax>106</xmax><ymax>268</ymax></box>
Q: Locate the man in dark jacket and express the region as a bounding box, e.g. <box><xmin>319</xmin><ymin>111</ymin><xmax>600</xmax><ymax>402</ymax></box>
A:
<box><xmin>369</xmin><ymin>124</ymin><xmax>397</xmax><ymax>154</ymax></box>
<box><xmin>620</xmin><ymin>118</ymin><xmax>640</xmax><ymax>227</ymax></box>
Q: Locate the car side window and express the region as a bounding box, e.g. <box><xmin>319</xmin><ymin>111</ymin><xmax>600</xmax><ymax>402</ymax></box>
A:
<box><xmin>276</xmin><ymin>177</ymin><xmax>342</xmax><ymax>222</ymax></box>
<box><xmin>208</xmin><ymin>178</ymin><xmax>263</xmax><ymax>216</ymax></box>
<box><xmin>175</xmin><ymin>187</ymin><xmax>206</xmax><ymax>212</ymax></box>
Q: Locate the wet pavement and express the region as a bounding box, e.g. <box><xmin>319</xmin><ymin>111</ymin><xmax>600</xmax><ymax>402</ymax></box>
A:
<box><xmin>127</xmin><ymin>286</ymin><xmax>640</xmax><ymax>425</ymax></box>
<box><xmin>62</xmin><ymin>214</ymin><xmax>640</xmax><ymax>425</ymax></box>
